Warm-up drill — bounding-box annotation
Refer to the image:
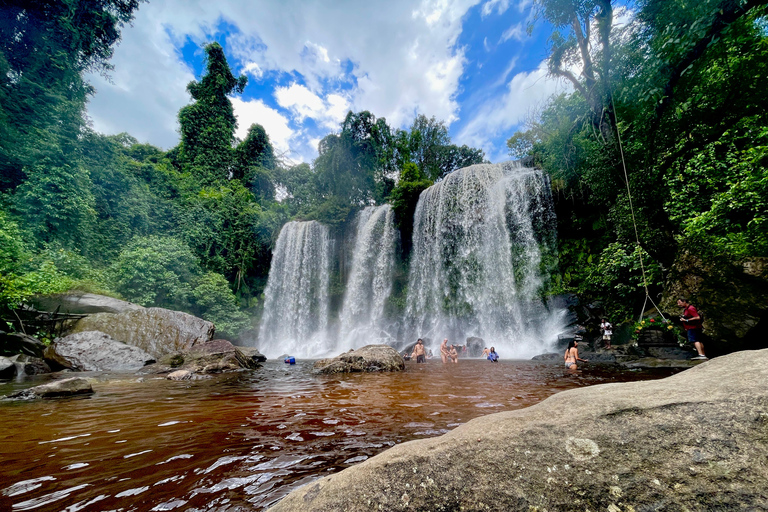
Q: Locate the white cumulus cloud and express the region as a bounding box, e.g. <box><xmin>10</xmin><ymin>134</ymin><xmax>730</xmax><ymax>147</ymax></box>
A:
<box><xmin>456</xmin><ymin>60</ymin><xmax>571</xmax><ymax>162</ymax></box>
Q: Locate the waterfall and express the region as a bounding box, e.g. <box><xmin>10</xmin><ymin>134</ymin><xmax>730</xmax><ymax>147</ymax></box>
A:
<box><xmin>405</xmin><ymin>161</ymin><xmax>562</xmax><ymax>357</ymax></box>
<box><xmin>258</xmin><ymin>221</ymin><xmax>331</xmax><ymax>358</ymax></box>
<box><xmin>337</xmin><ymin>205</ymin><xmax>398</xmax><ymax>351</ymax></box>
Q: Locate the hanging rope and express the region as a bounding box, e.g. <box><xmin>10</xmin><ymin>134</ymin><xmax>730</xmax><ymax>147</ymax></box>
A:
<box><xmin>608</xmin><ymin>93</ymin><xmax>667</xmax><ymax>323</ymax></box>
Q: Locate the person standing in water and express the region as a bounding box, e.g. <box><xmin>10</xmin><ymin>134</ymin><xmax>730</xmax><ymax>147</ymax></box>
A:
<box><xmin>440</xmin><ymin>338</ymin><xmax>450</xmax><ymax>363</ymax></box>
<box><xmin>411</xmin><ymin>339</ymin><xmax>426</xmax><ymax>363</ymax></box>
<box><xmin>564</xmin><ymin>339</ymin><xmax>588</xmax><ymax>370</ymax></box>
<box><xmin>449</xmin><ymin>344</ymin><xmax>459</xmax><ymax>363</ymax></box>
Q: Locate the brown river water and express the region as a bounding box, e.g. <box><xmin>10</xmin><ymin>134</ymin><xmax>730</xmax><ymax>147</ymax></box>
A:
<box><xmin>0</xmin><ymin>359</ymin><xmax>677</xmax><ymax>511</ymax></box>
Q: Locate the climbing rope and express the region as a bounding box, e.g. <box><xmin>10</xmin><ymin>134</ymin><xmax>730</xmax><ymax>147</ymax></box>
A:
<box><xmin>609</xmin><ymin>93</ymin><xmax>667</xmax><ymax>323</ymax></box>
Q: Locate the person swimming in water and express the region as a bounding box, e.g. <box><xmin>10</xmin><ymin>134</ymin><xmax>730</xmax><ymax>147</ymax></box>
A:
<box><xmin>564</xmin><ymin>339</ymin><xmax>588</xmax><ymax>370</ymax></box>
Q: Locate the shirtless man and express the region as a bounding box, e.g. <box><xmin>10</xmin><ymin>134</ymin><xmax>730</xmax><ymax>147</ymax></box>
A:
<box><xmin>440</xmin><ymin>338</ymin><xmax>450</xmax><ymax>363</ymax></box>
<box><xmin>411</xmin><ymin>338</ymin><xmax>426</xmax><ymax>363</ymax></box>
<box><xmin>481</xmin><ymin>347</ymin><xmax>490</xmax><ymax>359</ymax></box>
<box><xmin>449</xmin><ymin>344</ymin><xmax>459</xmax><ymax>363</ymax></box>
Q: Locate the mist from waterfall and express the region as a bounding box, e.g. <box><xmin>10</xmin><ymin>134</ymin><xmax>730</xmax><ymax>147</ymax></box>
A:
<box><xmin>337</xmin><ymin>205</ymin><xmax>398</xmax><ymax>351</ymax></box>
<box><xmin>405</xmin><ymin>161</ymin><xmax>562</xmax><ymax>357</ymax></box>
<box><xmin>258</xmin><ymin>220</ymin><xmax>331</xmax><ymax>358</ymax></box>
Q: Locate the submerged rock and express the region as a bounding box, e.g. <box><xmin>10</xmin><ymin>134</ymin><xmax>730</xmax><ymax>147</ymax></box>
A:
<box><xmin>313</xmin><ymin>345</ymin><xmax>405</xmax><ymax>374</ymax></box>
<box><xmin>4</xmin><ymin>377</ymin><xmax>93</xmax><ymax>399</ymax></box>
<box><xmin>70</xmin><ymin>308</ymin><xmax>214</xmax><ymax>358</ymax></box>
<box><xmin>270</xmin><ymin>349</ymin><xmax>768</xmax><ymax>511</ymax></box>
<box><xmin>45</xmin><ymin>331</ymin><xmax>155</xmax><ymax>371</ymax></box>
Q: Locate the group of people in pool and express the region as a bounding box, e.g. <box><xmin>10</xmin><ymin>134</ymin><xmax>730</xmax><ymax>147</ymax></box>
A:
<box><xmin>409</xmin><ymin>338</ymin><xmax>499</xmax><ymax>364</ymax></box>
<box><xmin>409</xmin><ymin>336</ymin><xmax>586</xmax><ymax>371</ymax></box>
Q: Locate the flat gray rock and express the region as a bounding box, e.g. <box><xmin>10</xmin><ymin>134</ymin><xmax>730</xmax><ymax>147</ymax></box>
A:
<box><xmin>45</xmin><ymin>331</ymin><xmax>155</xmax><ymax>371</ymax></box>
<box><xmin>70</xmin><ymin>308</ymin><xmax>214</xmax><ymax>358</ymax></box>
<box><xmin>270</xmin><ymin>350</ymin><xmax>768</xmax><ymax>511</ymax></box>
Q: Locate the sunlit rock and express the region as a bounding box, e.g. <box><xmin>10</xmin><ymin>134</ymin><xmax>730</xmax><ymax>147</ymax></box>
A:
<box><xmin>271</xmin><ymin>349</ymin><xmax>768</xmax><ymax>511</ymax></box>
<box><xmin>70</xmin><ymin>308</ymin><xmax>215</xmax><ymax>358</ymax></box>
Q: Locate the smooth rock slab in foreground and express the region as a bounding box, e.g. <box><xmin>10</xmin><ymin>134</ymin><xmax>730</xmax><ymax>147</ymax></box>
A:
<box><xmin>271</xmin><ymin>350</ymin><xmax>768</xmax><ymax>511</ymax></box>
<box><xmin>313</xmin><ymin>345</ymin><xmax>405</xmax><ymax>374</ymax></box>
<box><xmin>4</xmin><ymin>377</ymin><xmax>93</xmax><ymax>400</ymax></box>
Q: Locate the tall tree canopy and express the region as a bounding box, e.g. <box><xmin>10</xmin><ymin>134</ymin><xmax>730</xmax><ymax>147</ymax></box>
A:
<box><xmin>176</xmin><ymin>42</ymin><xmax>247</xmax><ymax>185</ymax></box>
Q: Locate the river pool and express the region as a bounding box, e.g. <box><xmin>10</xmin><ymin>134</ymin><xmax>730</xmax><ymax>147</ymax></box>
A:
<box><xmin>0</xmin><ymin>359</ymin><xmax>678</xmax><ymax>511</ymax></box>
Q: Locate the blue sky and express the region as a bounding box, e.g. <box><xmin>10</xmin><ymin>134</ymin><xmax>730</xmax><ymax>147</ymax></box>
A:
<box><xmin>86</xmin><ymin>0</ymin><xmax>572</xmax><ymax>164</ymax></box>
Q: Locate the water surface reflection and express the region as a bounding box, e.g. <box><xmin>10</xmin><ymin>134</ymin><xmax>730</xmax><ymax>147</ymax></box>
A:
<box><xmin>0</xmin><ymin>359</ymin><xmax>676</xmax><ymax>511</ymax></box>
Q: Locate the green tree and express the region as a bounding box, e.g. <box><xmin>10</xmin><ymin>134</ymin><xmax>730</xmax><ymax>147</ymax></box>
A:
<box><xmin>12</xmin><ymin>158</ymin><xmax>97</xmax><ymax>248</ymax></box>
<box><xmin>388</xmin><ymin>162</ymin><xmax>433</xmax><ymax>253</ymax></box>
<box><xmin>190</xmin><ymin>272</ymin><xmax>249</xmax><ymax>338</ymax></box>
<box><xmin>0</xmin><ymin>0</ymin><xmax>142</xmax><ymax>192</ymax></box>
<box><xmin>407</xmin><ymin>115</ymin><xmax>484</xmax><ymax>180</ymax></box>
<box><xmin>176</xmin><ymin>42</ymin><xmax>247</xmax><ymax>185</ymax></box>
<box><xmin>111</xmin><ymin>235</ymin><xmax>200</xmax><ymax>310</ymax></box>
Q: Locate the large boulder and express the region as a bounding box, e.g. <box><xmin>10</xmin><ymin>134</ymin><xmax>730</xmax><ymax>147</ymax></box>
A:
<box><xmin>0</xmin><ymin>332</ymin><xmax>46</xmax><ymax>358</ymax></box>
<box><xmin>30</xmin><ymin>292</ymin><xmax>144</xmax><ymax>315</ymax></box>
<box><xmin>44</xmin><ymin>331</ymin><xmax>155</xmax><ymax>371</ymax></box>
<box><xmin>141</xmin><ymin>339</ymin><xmax>260</xmax><ymax>375</ymax></box>
<box><xmin>465</xmin><ymin>337</ymin><xmax>484</xmax><ymax>357</ymax></box>
<box><xmin>270</xmin><ymin>350</ymin><xmax>768</xmax><ymax>511</ymax></box>
<box><xmin>4</xmin><ymin>377</ymin><xmax>93</xmax><ymax>400</ymax></box>
<box><xmin>69</xmin><ymin>308</ymin><xmax>215</xmax><ymax>358</ymax></box>
<box><xmin>313</xmin><ymin>345</ymin><xmax>405</xmax><ymax>374</ymax></box>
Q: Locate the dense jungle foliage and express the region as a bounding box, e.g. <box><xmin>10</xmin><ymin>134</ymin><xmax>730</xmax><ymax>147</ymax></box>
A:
<box><xmin>0</xmin><ymin>0</ymin><xmax>483</xmax><ymax>338</ymax></box>
<box><xmin>1</xmin><ymin>0</ymin><xmax>766</xmax><ymax>338</ymax></box>
<box><xmin>513</xmin><ymin>0</ymin><xmax>768</xmax><ymax>320</ymax></box>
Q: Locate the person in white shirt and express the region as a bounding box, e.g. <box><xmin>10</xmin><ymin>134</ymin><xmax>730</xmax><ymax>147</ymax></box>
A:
<box><xmin>600</xmin><ymin>319</ymin><xmax>613</xmax><ymax>349</ymax></box>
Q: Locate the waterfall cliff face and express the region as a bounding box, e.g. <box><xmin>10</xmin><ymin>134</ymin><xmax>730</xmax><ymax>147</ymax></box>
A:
<box><xmin>337</xmin><ymin>205</ymin><xmax>398</xmax><ymax>351</ymax></box>
<box><xmin>258</xmin><ymin>221</ymin><xmax>331</xmax><ymax>358</ymax></box>
<box><xmin>405</xmin><ymin>162</ymin><xmax>561</xmax><ymax>357</ymax></box>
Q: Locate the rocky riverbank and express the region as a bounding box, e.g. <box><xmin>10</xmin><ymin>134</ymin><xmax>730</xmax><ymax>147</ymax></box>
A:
<box><xmin>269</xmin><ymin>349</ymin><xmax>768</xmax><ymax>511</ymax></box>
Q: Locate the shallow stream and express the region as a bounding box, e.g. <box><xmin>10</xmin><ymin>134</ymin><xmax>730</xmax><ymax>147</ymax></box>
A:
<box><xmin>0</xmin><ymin>360</ymin><xmax>677</xmax><ymax>511</ymax></box>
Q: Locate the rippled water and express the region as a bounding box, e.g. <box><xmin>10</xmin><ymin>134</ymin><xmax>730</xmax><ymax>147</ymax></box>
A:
<box><xmin>0</xmin><ymin>360</ymin><xmax>676</xmax><ymax>511</ymax></box>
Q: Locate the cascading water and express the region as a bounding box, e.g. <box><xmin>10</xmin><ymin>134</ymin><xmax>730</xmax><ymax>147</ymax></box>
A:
<box><xmin>405</xmin><ymin>161</ymin><xmax>563</xmax><ymax>357</ymax></box>
<box><xmin>258</xmin><ymin>220</ymin><xmax>331</xmax><ymax>358</ymax></box>
<box><xmin>337</xmin><ymin>205</ymin><xmax>398</xmax><ymax>351</ymax></box>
